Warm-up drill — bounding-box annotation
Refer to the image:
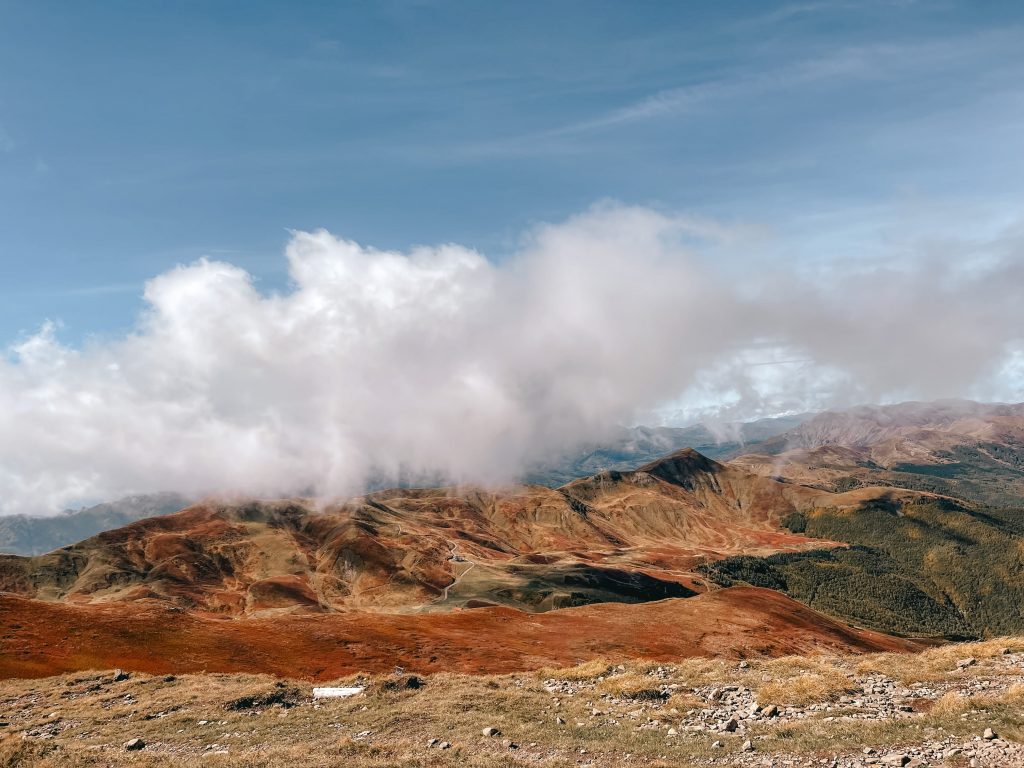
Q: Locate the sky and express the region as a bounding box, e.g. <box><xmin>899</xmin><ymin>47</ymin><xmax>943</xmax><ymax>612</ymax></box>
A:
<box><xmin>2</xmin><ymin>0</ymin><xmax>1024</xmax><ymax>339</ymax></box>
<box><xmin>1</xmin><ymin>1</ymin><xmax>1024</xmax><ymax>513</ymax></box>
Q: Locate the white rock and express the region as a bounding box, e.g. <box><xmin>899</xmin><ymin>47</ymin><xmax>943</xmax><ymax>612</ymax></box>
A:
<box><xmin>313</xmin><ymin>686</ymin><xmax>365</xmax><ymax>698</ymax></box>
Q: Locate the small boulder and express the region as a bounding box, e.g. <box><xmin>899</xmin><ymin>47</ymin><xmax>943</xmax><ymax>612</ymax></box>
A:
<box><xmin>722</xmin><ymin>716</ymin><xmax>739</xmax><ymax>732</ymax></box>
<box><xmin>957</xmin><ymin>657</ymin><xmax>977</xmax><ymax>669</ymax></box>
<box><xmin>381</xmin><ymin>674</ymin><xmax>423</xmax><ymax>691</ymax></box>
<box><xmin>983</xmin><ymin>727</ymin><xmax>997</xmax><ymax>740</ymax></box>
<box><xmin>760</xmin><ymin>704</ymin><xmax>779</xmax><ymax>718</ymax></box>
<box><xmin>112</xmin><ymin>669</ymin><xmax>130</xmax><ymax>682</ymax></box>
<box><xmin>880</xmin><ymin>754</ymin><xmax>909</xmax><ymax>766</ymax></box>
<box><xmin>741</xmin><ymin>740</ymin><xmax>754</xmax><ymax>752</ymax></box>
<box><xmin>482</xmin><ymin>726</ymin><xmax>501</xmax><ymax>737</ymax></box>
<box><xmin>123</xmin><ymin>738</ymin><xmax>145</xmax><ymax>751</ymax></box>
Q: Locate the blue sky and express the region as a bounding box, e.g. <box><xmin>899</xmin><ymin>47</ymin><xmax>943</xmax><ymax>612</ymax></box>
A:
<box><xmin>2</xmin><ymin>0</ymin><xmax>1024</xmax><ymax>343</ymax></box>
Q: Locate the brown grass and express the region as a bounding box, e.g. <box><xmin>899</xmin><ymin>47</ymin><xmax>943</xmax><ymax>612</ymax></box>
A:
<box><xmin>855</xmin><ymin>638</ymin><xmax>1020</xmax><ymax>684</ymax></box>
<box><xmin>595</xmin><ymin>671</ymin><xmax>663</xmax><ymax>698</ymax></box>
<box><xmin>3</xmin><ymin>637</ymin><xmax>1024</xmax><ymax>767</ymax></box>
<box><xmin>756</xmin><ymin>668</ymin><xmax>856</xmax><ymax>707</ymax></box>
<box><xmin>539</xmin><ymin>657</ymin><xmax>613</xmax><ymax>680</ymax></box>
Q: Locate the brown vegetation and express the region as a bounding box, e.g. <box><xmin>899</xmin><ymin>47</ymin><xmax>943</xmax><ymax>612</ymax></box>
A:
<box><xmin>0</xmin><ymin>586</ymin><xmax>918</xmax><ymax>682</ymax></box>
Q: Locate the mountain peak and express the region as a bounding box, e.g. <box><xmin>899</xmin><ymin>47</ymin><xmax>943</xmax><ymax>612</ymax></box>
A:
<box><xmin>637</xmin><ymin>448</ymin><xmax>724</xmax><ymax>487</ymax></box>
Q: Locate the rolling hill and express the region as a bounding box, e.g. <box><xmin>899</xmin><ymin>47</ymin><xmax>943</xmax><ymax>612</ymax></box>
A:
<box><xmin>2</xmin><ymin>449</ymin><xmax>879</xmax><ymax>616</ymax></box>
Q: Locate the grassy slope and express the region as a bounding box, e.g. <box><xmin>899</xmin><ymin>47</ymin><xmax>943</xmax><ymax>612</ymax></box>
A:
<box><xmin>2</xmin><ymin>638</ymin><xmax>1023</xmax><ymax>767</ymax></box>
<box><xmin>702</xmin><ymin>499</ymin><xmax>1024</xmax><ymax>638</ymax></box>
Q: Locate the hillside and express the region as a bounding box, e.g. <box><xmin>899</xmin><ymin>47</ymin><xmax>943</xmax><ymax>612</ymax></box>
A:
<box><xmin>0</xmin><ymin>586</ymin><xmax>916</xmax><ymax>681</ymax></box>
<box><xmin>0</xmin><ymin>450</ymin><xmax>879</xmax><ymax>616</ymax></box>
<box><xmin>702</xmin><ymin>497</ymin><xmax>1024</xmax><ymax>639</ymax></box>
<box><xmin>731</xmin><ymin>400</ymin><xmax>1024</xmax><ymax>506</ymax></box>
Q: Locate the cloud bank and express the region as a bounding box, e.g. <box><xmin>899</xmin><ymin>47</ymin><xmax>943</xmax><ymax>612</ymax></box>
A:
<box><xmin>2</xmin><ymin>204</ymin><xmax>1022</xmax><ymax>515</ymax></box>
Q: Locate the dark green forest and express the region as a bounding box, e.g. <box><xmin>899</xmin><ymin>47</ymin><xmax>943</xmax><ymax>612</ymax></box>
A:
<box><xmin>702</xmin><ymin>499</ymin><xmax>1024</xmax><ymax>639</ymax></box>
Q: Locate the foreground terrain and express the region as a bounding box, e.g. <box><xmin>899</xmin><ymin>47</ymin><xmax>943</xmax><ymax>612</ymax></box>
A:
<box><xmin>0</xmin><ymin>587</ymin><xmax>915</xmax><ymax>680</ymax></box>
<box><xmin>2</xmin><ymin>638</ymin><xmax>1023</xmax><ymax>767</ymax></box>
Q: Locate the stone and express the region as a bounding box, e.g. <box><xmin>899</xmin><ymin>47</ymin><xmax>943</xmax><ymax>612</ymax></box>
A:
<box><xmin>426</xmin><ymin>738</ymin><xmax>438</xmax><ymax>748</ymax></box>
<box><xmin>983</xmin><ymin>728</ymin><xmax>996</xmax><ymax>740</ymax></box>
<box><xmin>722</xmin><ymin>716</ymin><xmax>739</xmax><ymax>732</ymax></box>
<box><xmin>112</xmin><ymin>669</ymin><xmax>130</xmax><ymax>682</ymax></box>
<box><xmin>123</xmin><ymin>738</ymin><xmax>145</xmax><ymax>751</ymax></box>
<box><xmin>957</xmin><ymin>657</ymin><xmax>977</xmax><ymax>669</ymax></box>
<box><xmin>482</xmin><ymin>726</ymin><xmax>501</xmax><ymax>737</ymax></box>
<box><xmin>711</xmin><ymin>740</ymin><xmax>722</xmax><ymax>748</ymax></box>
<box><xmin>555</xmin><ymin>716</ymin><xmax>565</xmax><ymax>725</ymax></box>
<box><xmin>880</xmin><ymin>754</ymin><xmax>909</xmax><ymax>766</ymax></box>
<box><xmin>760</xmin><ymin>704</ymin><xmax>779</xmax><ymax>718</ymax></box>
<box><xmin>667</xmin><ymin>728</ymin><xmax>677</xmax><ymax>736</ymax></box>
<box><xmin>439</xmin><ymin>741</ymin><xmax>451</xmax><ymax>750</ymax></box>
<box><xmin>741</xmin><ymin>740</ymin><xmax>754</xmax><ymax>752</ymax></box>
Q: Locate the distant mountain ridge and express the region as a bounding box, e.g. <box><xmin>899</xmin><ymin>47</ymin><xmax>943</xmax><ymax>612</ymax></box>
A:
<box><xmin>0</xmin><ymin>415</ymin><xmax>810</xmax><ymax>556</ymax></box>
<box><xmin>731</xmin><ymin>399</ymin><xmax>1024</xmax><ymax>506</ymax></box>
<box><xmin>524</xmin><ymin>413</ymin><xmax>811</xmax><ymax>486</ymax></box>
<box><xmin>0</xmin><ymin>493</ymin><xmax>191</xmax><ymax>556</ymax></box>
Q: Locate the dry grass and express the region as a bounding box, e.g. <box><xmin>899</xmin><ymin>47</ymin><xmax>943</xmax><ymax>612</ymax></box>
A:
<box><xmin>855</xmin><ymin>638</ymin><xmax>1021</xmax><ymax>684</ymax></box>
<box><xmin>5</xmin><ymin>637</ymin><xmax>1024</xmax><ymax>767</ymax></box>
<box><xmin>595</xmin><ymin>671</ymin><xmax>663</xmax><ymax>698</ymax></box>
<box><xmin>538</xmin><ymin>657</ymin><xmax>613</xmax><ymax>680</ymax></box>
<box><xmin>756</xmin><ymin>668</ymin><xmax>856</xmax><ymax>707</ymax></box>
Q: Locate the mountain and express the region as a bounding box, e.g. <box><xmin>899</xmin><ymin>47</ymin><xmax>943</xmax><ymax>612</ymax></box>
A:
<box><xmin>4</xmin><ymin>405</ymin><xmax>1024</xmax><ymax>682</ymax></box>
<box><xmin>0</xmin><ymin>416</ymin><xmax>807</xmax><ymax>557</ymax></box>
<box><xmin>730</xmin><ymin>400</ymin><xmax>1024</xmax><ymax>506</ymax></box>
<box><xmin>0</xmin><ymin>493</ymin><xmax>191</xmax><ymax>556</ymax></box>
<box><xmin>523</xmin><ymin>414</ymin><xmax>811</xmax><ymax>486</ymax></box>
<box><xmin>0</xmin><ymin>449</ymin><xmax>924</xmax><ymax>617</ymax></box>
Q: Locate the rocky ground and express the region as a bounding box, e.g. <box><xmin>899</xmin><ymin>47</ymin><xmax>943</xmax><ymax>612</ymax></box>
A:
<box><xmin>2</xmin><ymin>638</ymin><xmax>1023</xmax><ymax>767</ymax></box>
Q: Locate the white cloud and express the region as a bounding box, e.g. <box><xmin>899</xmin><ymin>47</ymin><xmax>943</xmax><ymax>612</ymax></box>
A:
<box><xmin>1</xmin><ymin>203</ymin><xmax>1022</xmax><ymax>515</ymax></box>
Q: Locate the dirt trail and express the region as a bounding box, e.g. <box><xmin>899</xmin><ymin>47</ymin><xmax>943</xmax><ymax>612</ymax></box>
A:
<box><xmin>439</xmin><ymin>541</ymin><xmax>477</xmax><ymax>603</ymax></box>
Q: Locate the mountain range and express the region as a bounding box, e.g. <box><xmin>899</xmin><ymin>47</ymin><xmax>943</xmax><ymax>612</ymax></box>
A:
<box><xmin>1</xmin><ymin>399</ymin><xmax>1023</xmax><ymax>680</ymax></box>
